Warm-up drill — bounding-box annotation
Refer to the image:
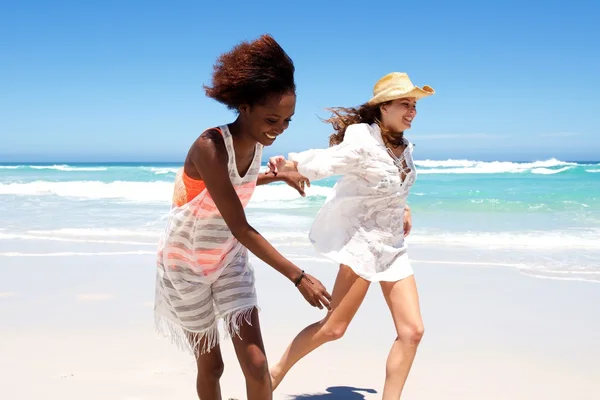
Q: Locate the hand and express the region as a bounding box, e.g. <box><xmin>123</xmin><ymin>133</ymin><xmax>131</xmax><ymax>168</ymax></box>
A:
<box><xmin>403</xmin><ymin>206</ymin><xmax>412</xmax><ymax>237</ymax></box>
<box><xmin>266</xmin><ymin>155</ymin><xmax>287</xmax><ymax>175</ymax></box>
<box><xmin>296</xmin><ymin>272</ymin><xmax>332</xmax><ymax>310</ymax></box>
<box><xmin>282</xmin><ymin>171</ymin><xmax>311</xmax><ymax>197</ymax></box>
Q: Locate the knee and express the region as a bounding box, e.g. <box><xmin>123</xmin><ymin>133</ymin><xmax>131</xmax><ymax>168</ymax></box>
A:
<box><xmin>321</xmin><ymin>321</ymin><xmax>348</xmax><ymax>342</ymax></box>
<box><xmin>198</xmin><ymin>357</ymin><xmax>224</xmax><ymax>381</ymax></box>
<box><xmin>243</xmin><ymin>349</ymin><xmax>269</xmax><ymax>382</ymax></box>
<box><xmin>398</xmin><ymin>322</ymin><xmax>424</xmax><ymax>345</ymax></box>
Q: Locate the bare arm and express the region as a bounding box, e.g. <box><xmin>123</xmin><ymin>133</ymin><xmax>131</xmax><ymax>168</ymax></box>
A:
<box><xmin>256</xmin><ymin>171</ymin><xmax>285</xmax><ymax>185</ymax></box>
<box><xmin>188</xmin><ymin>130</ymin><xmax>331</xmax><ymax>308</ymax></box>
<box><xmin>257</xmin><ymin>170</ymin><xmax>311</xmax><ymax>196</ymax></box>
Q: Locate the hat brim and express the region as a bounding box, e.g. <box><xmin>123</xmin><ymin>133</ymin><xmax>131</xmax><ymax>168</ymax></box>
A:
<box><xmin>367</xmin><ymin>85</ymin><xmax>435</xmax><ymax>106</ymax></box>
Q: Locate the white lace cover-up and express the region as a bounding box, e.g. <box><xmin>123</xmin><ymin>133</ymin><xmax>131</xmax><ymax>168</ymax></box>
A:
<box><xmin>154</xmin><ymin>125</ymin><xmax>263</xmax><ymax>356</ymax></box>
<box><xmin>288</xmin><ymin>123</ymin><xmax>417</xmax><ymax>282</ymax></box>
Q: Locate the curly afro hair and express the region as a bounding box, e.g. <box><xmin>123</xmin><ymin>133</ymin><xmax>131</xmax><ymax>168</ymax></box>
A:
<box><xmin>204</xmin><ymin>34</ymin><xmax>296</xmax><ymax>110</ymax></box>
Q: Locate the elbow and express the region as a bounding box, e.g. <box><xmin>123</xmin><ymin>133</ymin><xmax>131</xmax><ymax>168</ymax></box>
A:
<box><xmin>230</xmin><ymin>222</ymin><xmax>254</xmax><ymax>244</ymax></box>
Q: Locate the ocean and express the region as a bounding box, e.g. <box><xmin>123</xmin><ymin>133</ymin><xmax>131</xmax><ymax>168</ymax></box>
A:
<box><xmin>1</xmin><ymin>159</ymin><xmax>599</xmax><ymax>283</ymax></box>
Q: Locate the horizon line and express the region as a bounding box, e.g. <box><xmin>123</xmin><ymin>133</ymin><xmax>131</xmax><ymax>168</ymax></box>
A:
<box><xmin>1</xmin><ymin>158</ymin><xmax>599</xmax><ymax>165</ymax></box>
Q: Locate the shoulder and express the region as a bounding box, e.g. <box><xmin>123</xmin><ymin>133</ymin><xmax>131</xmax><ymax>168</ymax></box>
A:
<box><xmin>190</xmin><ymin>127</ymin><xmax>227</xmax><ymax>158</ymax></box>
<box><xmin>342</xmin><ymin>123</ymin><xmax>380</xmax><ymax>151</ymax></box>
<box><xmin>344</xmin><ymin>123</ymin><xmax>370</xmax><ymax>137</ymax></box>
<box><xmin>342</xmin><ymin>123</ymin><xmax>371</xmax><ymax>143</ymax></box>
<box><xmin>185</xmin><ymin>127</ymin><xmax>228</xmax><ymax>178</ymax></box>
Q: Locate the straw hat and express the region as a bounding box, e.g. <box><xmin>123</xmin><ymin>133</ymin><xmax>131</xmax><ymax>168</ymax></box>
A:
<box><xmin>367</xmin><ymin>72</ymin><xmax>434</xmax><ymax>106</ymax></box>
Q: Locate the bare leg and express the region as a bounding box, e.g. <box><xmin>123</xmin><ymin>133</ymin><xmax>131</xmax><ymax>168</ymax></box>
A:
<box><xmin>380</xmin><ymin>275</ymin><xmax>425</xmax><ymax>399</ymax></box>
<box><xmin>193</xmin><ymin>334</ymin><xmax>225</xmax><ymax>400</ymax></box>
<box><xmin>232</xmin><ymin>307</ymin><xmax>272</xmax><ymax>400</ymax></box>
<box><xmin>270</xmin><ymin>264</ymin><xmax>370</xmax><ymax>390</ymax></box>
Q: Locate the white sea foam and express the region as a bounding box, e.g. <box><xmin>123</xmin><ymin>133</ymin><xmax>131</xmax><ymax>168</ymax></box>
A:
<box><xmin>0</xmin><ymin>166</ymin><xmax>20</xmax><ymax>169</ymax></box>
<box><xmin>0</xmin><ymin>232</ymin><xmax>156</xmax><ymax>246</ymax></box>
<box><xmin>3</xmin><ymin>224</ymin><xmax>599</xmax><ymax>252</ymax></box>
<box><xmin>146</xmin><ymin>167</ymin><xmax>180</xmax><ymax>175</ymax></box>
<box><xmin>410</xmin><ymin>259</ymin><xmax>600</xmax><ymax>283</ymax></box>
<box><xmin>416</xmin><ymin>158</ymin><xmax>577</xmax><ymax>174</ymax></box>
<box><xmin>531</xmin><ymin>166</ymin><xmax>573</xmax><ymax>175</ymax></box>
<box><xmin>27</xmin><ymin>228</ymin><xmax>163</xmax><ymax>239</ymax></box>
<box><xmin>0</xmin><ymin>180</ymin><xmax>174</xmax><ymax>203</ymax></box>
<box><xmin>0</xmin><ymin>251</ymin><xmax>155</xmax><ymax>257</ymax></box>
<box><xmin>249</xmin><ymin>184</ymin><xmax>331</xmax><ymax>204</ymax></box>
<box><xmin>407</xmin><ymin>229</ymin><xmax>600</xmax><ymax>250</ymax></box>
<box><xmin>29</xmin><ymin>165</ymin><xmax>108</xmax><ymax>171</ymax></box>
<box><xmin>261</xmin><ymin>228</ymin><xmax>600</xmax><ymax>252</ymax></box>
<box><xmin>2</xmin><ymin>226</ymin><xmax>598</xmax><ymax>282</ymax></box>
<box><xmin>414</xmin><ymin>159</ymin><xmax>478</xmax><ymax>168</ymax></box>
<box><xmin>0</xmin><ymin>180</ymin><xmax>332</xmax><ymax>205</ymax></box>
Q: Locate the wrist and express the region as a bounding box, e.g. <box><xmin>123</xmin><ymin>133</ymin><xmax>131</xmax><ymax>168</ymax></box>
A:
<box><xmin>276</xmin><ymin>171</ymin><xmax>292</xmax><ymax>182</ymax></box>
<box><xmin>285</xmin><ymin>265</ymin><xmax>304</xmax><ymax>283</ymax></box>
<box><xmin>260</xmin><ymin>171</ymin><xmax>284</xmax><ymax>183</ymax></box>
<box><xmin>281</xmin><ymin>159</ymin><xmax>298</xmax><ymax>172</ymax></box>
<box><xmin>293</xmin><ymin>270</ymin><xmax>305</xmax><ymax>287</ymax></box>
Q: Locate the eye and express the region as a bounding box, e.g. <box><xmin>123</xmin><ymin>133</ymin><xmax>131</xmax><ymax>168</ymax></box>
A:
<box><xmin>266</xmin><ymin>118</ymin><xmax>278</xmax><ymax>124</ymax></box>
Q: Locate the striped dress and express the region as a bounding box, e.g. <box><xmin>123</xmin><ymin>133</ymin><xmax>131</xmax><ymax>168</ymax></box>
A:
<box><xmin>154</xmin><ymin>125</ymin><xmax>263</xmax><ymax>355</ymax></box>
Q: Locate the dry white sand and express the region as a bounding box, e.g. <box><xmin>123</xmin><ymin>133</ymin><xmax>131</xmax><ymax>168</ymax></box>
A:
<box><xmin>1</xmin><ymin>257</ymin><xmax>599</xmax><ymax>399</ymax></box>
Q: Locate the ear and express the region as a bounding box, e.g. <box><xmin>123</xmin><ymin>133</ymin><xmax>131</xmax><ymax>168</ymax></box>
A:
<box><xmin>379</xmin><ymin>103</ymin><xmax>388</xmax><ymax>115</ymax></box>
<box><xmin>238</xmin><ymin>104</ymin><xmax>251</xmax><ymax>115</ymax></box>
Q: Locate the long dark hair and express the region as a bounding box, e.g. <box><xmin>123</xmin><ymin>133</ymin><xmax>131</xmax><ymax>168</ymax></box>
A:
<box><xmin>324</xmin><ymin>101</ymin><xmax>393</xmax><ymax>147</ymax></box>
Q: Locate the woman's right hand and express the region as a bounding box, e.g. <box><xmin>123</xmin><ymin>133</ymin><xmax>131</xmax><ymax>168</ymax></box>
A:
<box><xmin>267</xmin><ymin>156</ymin><xmax>297</xmax><ymax>175</ymax></box>
<box><xmin>295</xmin><ymin>272</ymin><xmax>332</xmax><ymax>310</ymax></box>
<box><xmin>267</xmin><ymin>155</ymin><xmax>286</xmax><ymax>174</ymax></box>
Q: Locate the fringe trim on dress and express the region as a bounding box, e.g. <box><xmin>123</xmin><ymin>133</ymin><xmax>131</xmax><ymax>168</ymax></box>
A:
<box><xmin>222</xmin><ymin>305</ymin><xmax>258</xmax><ymax>341</ymax></box>
<box><xmin>154</xmin><ymin>305</ymin><xmax>260</xmax><ymax>358</ymax></box>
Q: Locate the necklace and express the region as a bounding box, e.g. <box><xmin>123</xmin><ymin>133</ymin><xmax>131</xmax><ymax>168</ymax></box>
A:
<box><xmin>384</xmin><ymin>133</ymin><xmax>405</xmax><ymax>148</ymax></box>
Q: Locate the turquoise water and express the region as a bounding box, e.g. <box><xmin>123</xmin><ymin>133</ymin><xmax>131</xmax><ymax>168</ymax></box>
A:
<box><xmin>1</xmin><ymin>159</ymin><xmax>599</xmax><ymax>282</ymax></box>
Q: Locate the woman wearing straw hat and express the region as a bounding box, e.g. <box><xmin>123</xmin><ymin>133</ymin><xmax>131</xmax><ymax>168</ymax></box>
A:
<box><xmin>266</xmin><ymin>72</ymin><xmax>435</xmax><ymax>399</ymax></box>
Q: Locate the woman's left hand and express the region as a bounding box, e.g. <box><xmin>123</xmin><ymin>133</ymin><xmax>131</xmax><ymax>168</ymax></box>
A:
<box><xmin>282</xmin><ymin>171</ymin><xmax>310</xmax><ymax>197</ymax></box>
<box><xmin>403</xmin><ymin>206</ymin><xmax>412</xmax><ymax>237</ymax></box>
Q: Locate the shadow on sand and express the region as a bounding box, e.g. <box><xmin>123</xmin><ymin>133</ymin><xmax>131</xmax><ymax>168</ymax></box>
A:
<box><xmin>288</xmin><ymin>386</ymin><xmax>377</xmax><ymax>399</ymax></box>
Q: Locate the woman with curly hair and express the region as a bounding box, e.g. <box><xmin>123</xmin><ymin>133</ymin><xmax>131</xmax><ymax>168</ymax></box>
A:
<box><xmin>267</xmin><ymin>72</ymin><xmax>435</xmax><ymax>399</ymax></box>
<box><xmin>154</xmin><ymin>34</ymin><xmax>332</xmax><ymax>400</ymax></box>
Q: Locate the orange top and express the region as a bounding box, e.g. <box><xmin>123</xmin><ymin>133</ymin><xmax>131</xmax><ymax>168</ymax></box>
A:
<box><xmin>172</xmin><ymin>128</ymin><xmax>222</xmax><ymax>207</ymax></box>
<box><xmin>172</xmin><ymin>170</ymin><xmax>206</xmax><ymax>207</ymax></box>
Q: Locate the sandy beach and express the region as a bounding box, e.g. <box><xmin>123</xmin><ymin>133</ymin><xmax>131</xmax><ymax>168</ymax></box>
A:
<box><xmin>1</xmin><ymin>252</ymin><xmax>598</xmax><ymax>400</ymax></box>
<box><xmin>3</xmin><ymin>0</ymin><xmax>599</xmax><ymax>398</ymax></box>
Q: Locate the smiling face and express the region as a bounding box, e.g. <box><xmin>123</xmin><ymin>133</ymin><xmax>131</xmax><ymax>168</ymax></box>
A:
<box><xmin>379</xmin><ymin>97</ymin><xmax>417</xmax><ymax>133</ymax></box>
<box><xmin>239</xmin><ymin>91</ymin><xmax>296</xmax><ymax>146</ymax></box>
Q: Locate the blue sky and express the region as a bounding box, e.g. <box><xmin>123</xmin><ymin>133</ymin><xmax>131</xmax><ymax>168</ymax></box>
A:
<box><xmin>1</xmin><ymin>0</ymin><xmax>598</xmax><ymax>162</ymax></box>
